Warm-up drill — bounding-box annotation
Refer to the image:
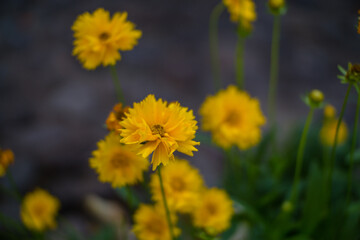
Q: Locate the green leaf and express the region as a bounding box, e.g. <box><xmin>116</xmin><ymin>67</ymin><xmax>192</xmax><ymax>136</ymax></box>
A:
<box><xmin>90</xmin><ymin>225</ymin><xmax>116</xmax><ymax>240</ymax></box>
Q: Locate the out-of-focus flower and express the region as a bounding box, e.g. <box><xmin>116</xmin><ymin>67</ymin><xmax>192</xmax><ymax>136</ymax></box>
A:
<box><xmin>320</xmin><ymin>118</ymin><xmax>348</xmax><ymax>146</ymax></box>
<box><xmin>72</xmin><ymin>8</ymin><xmax>142</xmax><ymax>70</ymax></box>
<box><xmin>269</xmin><ymin>0</ymin><xmax>285</xmax><ymax>9</ymax></box>
<box><xmin>120</xmin><ymin>95</ymin><xmax>199</xmax><ymax>171</ymax></box>
<box><xmin>20</xmin><ymin>189</ymin><xmax>60</xmax><ymax>232</ymax></box>
<box><xmin>222</xmin><ymin>0</ymin><xmax>256</xmax><ymax>30</ymax></box>
<box><xmin>192</xmin><ymin>188</ymin><xmax>234</xmax><ymax>235</ymax></box>
<box><xmin>323</xmin><ymin>104</ymin><xmax>336</xmax><ymax>119</ymax></box>
<box><xmin>133</xmin><ymin>204</ymin><xmax>180</xmax><ymax>240</ymax></box>
<box><xmin>0</xmin><ymin>149</ymin><xmax>14</xmax><ymax>177</ymax></box>
<box><xmin>199</xmin><ymin>85</ymin><xmax>266</xmax><ymax>150</ymax></box>
<box><xmin>90</xmin><ymin>132</ymin><xmax>149</xmax><ymax>188</ymax></box>
<box><xmin>105</xmin><ymin>103</ymin><xmax>129</xmax><ymax>132</ymax></box>
<box><xmin>150</xmin><ymin>159</ymin><xmax>204</xmax><ymax>213</ymax></box>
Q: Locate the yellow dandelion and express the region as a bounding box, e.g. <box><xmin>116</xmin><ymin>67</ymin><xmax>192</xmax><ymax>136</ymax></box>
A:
<box><xmin>20</xmin><ymin>188</ymin><xmax>60</xmax><ymax>232</ymax></box>
<box><xmin>199</xmin><ymin>85</ymin><xmax>266</xmax><ymax>150</ymax></box>
<box><xmin>90</xmin><ymin>132</ymin><xmax>149</xmax><ymax>188</ymax></box>
<box><xmin>150</xmin><ymin>159</ymin><xmax>204</xmax><ymax>213</ymax></box>
<box><xmin>72</xmin><ymin>8</ymin><xmax>142</xmax><ymax>70</ymax></box>
<box><xmin>323</xmin><ymin>104</ymin><xmax>336</xmax><ymax>119</ymax></box>
<box><xmin>120</xmin><ymin>95</ymin><xmax>199</xmax><ymax>171</ymax></box>
<box><xmin>320</xmin><ymin>119</ymin><xmax>348</xmax><ymax>146</ymax></box>
<box><xmin>133</xmin><ymin>204</ymin><xmax>181</xmax><ymax>240</ymax></box>
<box><xmin>105</xmin><ymin>103</ymin><xmax>129</xmax><ymax>132</ymax></box>
<box><xmin>192</xmin><ymin>188</ymin><xmax>234</xmax><ymax>236</ymax></box>
<box><xmin>0</xmin><ymin>148</ymin><xmax>14</xmax><ymax>177</ymax></box>
<box><xmin>223</xmin><ymin>0</ymin><xmax>257</xmax><ymax>29</ymax></box>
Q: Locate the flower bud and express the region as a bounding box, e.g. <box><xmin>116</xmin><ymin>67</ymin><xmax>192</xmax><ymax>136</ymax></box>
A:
<box><xmin>346</xmin><ymin>63</ymin><xmax>360</xmax><ymax>83</ymax></box>
<box><xmin>323</xmin><ymin>104</ymin><xmax>336</xmax><ymax>119</ymax></box>
<box><xmin>281</xmin><ymin>201</ymin><xmax>293</xmax><ymax>213</ymax></box>
<box><xmin>268</xmin><ymin>0</ymin><xmax>286</xmax><ymax>15</ymax></box>
<box><xmin>309</xmin><ymin>89</ymin><xmax>324</xmax><ymax>105</ymax></box>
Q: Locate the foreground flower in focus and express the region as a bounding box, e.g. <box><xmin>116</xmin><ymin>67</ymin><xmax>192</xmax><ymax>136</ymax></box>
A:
<box><xmin>105</xmin><ymin>103</ymin><xmax>129</xmax><ymax>132</ymax></box>
<box><xmin>192</xmin><ymin>188</ymin><xmax>234</xmax><ymax>235</ymax></box>
<box><xmin>223</xmin><ymin>0</ymin><xmax>256</xmax><ymax>30</ymax></box>
<box><xmin>0</xmin><ymin>148</ymin><xmax>14</xmax><ymax>177</ymax></box>
<box><xmin>90</xmin><ymin>132</ymin><xmax>149</xmax><ymax>188</ymax></box>
<box><xmin>200</xmin><ymin>85</ymin><xmax>266</xmax><ymax>150</ymax></box>
<box><xmin>120</xmin><ymin>95</ymin><xmax>199</xmax><ymax>170</ymax></box>
<box><xmin>20</xmin><ymin>189</ymin><xmax>60</xmax><ymax>232</ymax></box>
<box><xmin>72</xmin><ymin>8</ymin><xmax>142</xmax><ymax>70</ymax></box>
<box><xmin>150</xmin><ymin>159</ymin><xmax>204</xmax><ymax>213</ymax></box>
<box><xmin>133</xmin><ymin>204</ymin><xmax>180</xmax><ymax>240</ymax></box>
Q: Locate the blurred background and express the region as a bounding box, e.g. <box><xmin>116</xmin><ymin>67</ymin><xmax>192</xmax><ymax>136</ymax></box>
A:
<box><xmin>0</xmin><ymin>0</ymin><xmax>360</xmax><ymax>237</ymax></box>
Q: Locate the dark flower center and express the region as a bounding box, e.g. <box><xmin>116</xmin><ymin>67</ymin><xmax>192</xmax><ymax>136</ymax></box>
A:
<box><xmin>151</xmin><ymin>124</ymin><xmax>165</xmax><ymax>137</ymax></box>
<box><xmin>99</xmin><ymin>32</ymin><xmax>110</xmax><ymax>41</ymax></box>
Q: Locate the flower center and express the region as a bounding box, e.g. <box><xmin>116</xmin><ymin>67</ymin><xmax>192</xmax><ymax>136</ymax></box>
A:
<box><xmin>146</xmin><ymin>219</ymin><xmax>164</xmax><ymax>235</ymax></box>
<box><xmin>151</xmin><ymin>124</ymin><xmax>166</xmax><ymax>137</ymax></box>
<box><xmin>170</xmin><ymin>177</ymin><xmax>186</xmax><ymax>191</ymax></box>
<box><xmin>110</xmin><ymin>151</ymin><xmax>129</xmax><ymax>168</ymax></box>
<box><xmin>225</xmin><ymin>111</ymin><xmax>241</xmax><ymax>126</ymax></box>
<box><xmin>206</xmin><ymin>202</ymin><xmax>218</xmax><ymax>215</ymax></box>
<box><xmin>99</xmin><ymin>32</ymin><xmax>110</xmax><ymax>41</ymax></box>
<box><xmin>33</xmin><ymin>204</ymin><xmax>45</xmax><ymax>217</ymax></box>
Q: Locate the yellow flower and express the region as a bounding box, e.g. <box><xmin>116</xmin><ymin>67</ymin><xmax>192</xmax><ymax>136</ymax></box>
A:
<box><xmin>150</xmin><ymin>159</ymin><xmax>204</xmax><ymax>213</ymax></box>
<box><xmin>320</xmin><ymin>119</ymin><xmax>348</xmax><ymax>146</ymax></box>
<box><xmin>223</xmin><ymin>0</ymin><xmax>256</xmax><ymax>29</ymax></box>
<box><xmin>323</xmin><ymin>104</ymin><xmax>336</xmax><ymax>119</ymax></box>
<box><xmin>133</xmin><ymin>204</ymin><xmax>181</xmax><ymax>240</ymax></box>
<box><xmin>269</xmin><ymin>0</ymin><xmax>285</xmax><ymax>10</ymax></box>
<box><xmin>199</xmin><ymin>85</ymin><xmax>266</xmax><ymax>150</ymax></box>
<box><xmin>192</xmin><ymin>188</ymin><xmax>234</xmax><ymax>235</ymax></box>
<box><xmin>0</xmin><ymin>149</ymin><xmax>14</xmax><ymax>177</ymax></box>
<box><xmin>120</xmin><ymin>95</ymin><xmax>199</xmax><ymax>171</ymax></box>
<box><xmin>72</xmin><ymin>8</ymin><xmax>142</xmax><ymax>70</ymax></box>
<box><xmin>105</xmin><ymin>103</ymin><xmax>129</xmax><ymax>132</ymax></box>
<box><xmin>20</xmin><ymin>188</ymin><xmax>60</xmax><ymax>232</ymax></box>
<box><xmin>90</xmin><ymin>132</ymin><xmax>149</xmax><ymax>188</ymax></box>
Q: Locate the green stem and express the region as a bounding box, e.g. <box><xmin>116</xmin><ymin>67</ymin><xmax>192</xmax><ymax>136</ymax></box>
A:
<box><xmin>235</xmin><ymin>36</ymin><xmax>245</xmax><ymax>89</ymax></box>
<box><xmin>290</xmin><ymin>107</ymin><xmax>314</xmax><ymax>204</ymax></box>
<box><xmin>110</xmin><ymin>65</ymin><xmax>125</xmax><ymax>103</ymax></box>
<box><xmin>268</xmin><ymin>15</ymin><xmax>281</xmax><ymax>127</ymax></box>
<box><xmin>6</xmin><ymin>170</ymin><xmax>21</xmax><ymax>202</ymax></box>
<box><xmin>328</xmin><ymin>84</ymin><xmax>352</xmax><ymax>197</ymax></box>
<box><xmin>209</xmin><ymin>2</ymin><xmax>225</xmax><ymax>91</ymax></box>
<box><xmin>346</xmin><ymin>89</ymin><xmax>360</xmax><ymax>204</ymax></box>
<box><xmin>126</xmin><ymin>185</ymin><xmax>133</xmax><ymax>211</ymax></box>
<box><xmin>157</xmin><ymin>167</ymin><xmax>175</xmax><ymax>240</ymax></box>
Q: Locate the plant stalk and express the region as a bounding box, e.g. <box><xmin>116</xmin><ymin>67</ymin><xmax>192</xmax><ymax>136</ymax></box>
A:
<box><xmin>110</xmin><ymin>65</ymin><xmax>125</xmax><ymax>103</ymax></box>
<box><xmin>235</xmin><ymin>36</ymin><xmax>245</xmax><ymax>89</ymax></box>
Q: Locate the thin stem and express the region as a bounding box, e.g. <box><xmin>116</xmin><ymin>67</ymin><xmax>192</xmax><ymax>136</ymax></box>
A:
<box><xmin>157</xmin><ymin>167</ymin><xmax>175</xmax><ymax>240</ymax></box>
<box><xmin>6</xmin><ymin>170</ymin><xmax>21</xmax><ymax>202</ymax></box>
<box><xmin>209</xmin><ymin>2</ymin><xmax>225</xmax><ymax>91</ymax></box>
<box><xmin>268</xmin><ymin>15</ymin><xmax>281</xmax><ymax>127</ymax></box>
<box><xmin>346</xmin><ymin>89</ymin><xmax>360</xmax><ymax>204</ymax></box>
<box><xmin>235</xmin><ymin>36</ymin><xmax>245</xmax><ymax>89</ymax></box>
<box><xmin>290</xmin><ymin>107</ymin><xmax>314</xmax><ymax>204</ymax></box>
<box><xmin>110</xmin><ymin>65</ymin><xmax>125</xmax><ymax>103</ymax></box>
<box><xmin>328</xmin><ymin>84</ymin><xmax>352</xmax><ymax>196</ymax></box>
<box><xmin>126</xmin><ymin>185</ymin><xmax>133</xmax><ymax>211</ymax></box>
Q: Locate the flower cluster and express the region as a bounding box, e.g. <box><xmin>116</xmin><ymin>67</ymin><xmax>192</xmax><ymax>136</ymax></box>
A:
<box><xmin>105</xmin><ymin>103</ymin><xmax>129</xmax><ymax>132</ymax></box>
<box><xmin>223</xmin><ymin>0</ymin><xmax>257</xmax><ymax>30</ymax></box>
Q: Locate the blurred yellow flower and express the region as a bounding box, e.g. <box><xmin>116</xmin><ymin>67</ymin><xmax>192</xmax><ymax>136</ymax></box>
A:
<box><xmin>20</xmin><ymin>189</ymin><xmax>60</xmax><ymax>232</ymax></box>
<box><xmin>223</xmin><ymin>0</ymin><xmax>256</xmax><ymax>29</ymax></box>
<box><xmin>199</xmin><ymin>85</ymin><xmax>266</xmax><ymax>150</ymax></box>
<box><xmin>192</xmin><ymin>188</ymin><xmax>234</xmax><ymax>235</ymax></box>
<box><xmin>120</xmin><ymin>95</ymin><xmax>199</xmax><ymax>171</ymax></box>
<box><xmin>72</xmin><ymin>8</ymin><xmax>142</xmax><ymax>70</ymax></box>
<box><xmin>150</xmin><ymin>159</ymin><xmax>204</xmax><ymax>213</ymax></box>
<box><xmin>133</xmin><ymin>204</ymin><xmax>180</xmax><ymax>240</ymax></box>
<box><xmin>320</xmin><ymin>119</ymin><xmax>348</xmax><ymax>146</ymax></box>
<box><xmin>269</xmin><ymin>0</ymin><xmax>285</xmax><ymax>10</ymax></box>
<box><xmin>90</xmin><ymin>132</ymin><xmax>149</xmax><ymax>188</ymax></box>
<box><xmin>323</xmin><ymin>104</ymin><xmax>336</xmax><ymax>119</ymax></box>
<box><xmin>105</xmin><ymin>103</ymin><xmax>129</xmax><ymax>132</ymax></box>
<box><xmin>0</xmin><ymin>149</ymin><xmax>14</xmax><ymax>177</ymax></box>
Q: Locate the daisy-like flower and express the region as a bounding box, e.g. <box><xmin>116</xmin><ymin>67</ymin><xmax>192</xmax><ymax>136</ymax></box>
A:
<box><xmin>72</xmin><ymin>8</ymin><xmax>142</xmax><ymax>70</ymax></box>
<box><xmin>222</xmin><ymin>0</ymin><xmax>257</xmax><ymax>29</ymax></box>
<box><xmin>150</xmin><ymin>159</ymin><xmax>204</xmax><ymax>213</ymax></box>
<box><xmin>20</xmin><ymin>188</ymin><xmax>60</xmax><ymax>232</ymax></box>
<box><xmin>199</xmin><ymin>85</ymin><xmax>266</xmax><ymax>150</ymax></box>
<box><xmin>90</xmin><ymin>132</ymin><xmax>149</xmax><ymax>188</ymax></box>
<box><xmin>120</xmin><ymin>95</ymin><xmax>199</xmax><ymax>171</ymax></box>
<box><xmin>192</xmin><ymin>188</ymin><xmax>234</xmax><ymax>236</ymax></box>
<box><xmin>105</xmin><ymin>103</ymin><xmax>129</xmax><ymax>132</ymax></box>
<box><xmin>0</xmin><ymin>148</ymin><xmax>14</xmax><ymax>177</ymax></box>
<box><xmin>133</xmin><ymin>204</ymin><xmax>180</xmax><ymax>240</ymax></box>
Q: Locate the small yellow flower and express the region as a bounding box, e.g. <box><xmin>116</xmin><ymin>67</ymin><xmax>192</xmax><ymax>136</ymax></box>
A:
<box><xmin>199</xmin><ymin>85</ymin><xmax>266</xmax><ymax>150</ymax></box>
<box><xmin>269</xmin><ymin>0</ymin><xmax>285</xmax><ymax>10</ymax></box>
<box><xmin>20</xmin><ymin>189</ymin><xmax>60</xmax><ymax>232</ymax></box>
<box><xmin>320</xmin><ymin>119</ymin><xmax>348</xmax><ymax>146</ymax></box>
<box><xmin>133</xmin><ymin>204</ymin><xmax>180</xmax><ymax>240</ymax></box>
<box><xmin>0</xmin><ymin>149</ymin><xmax>14</xmax><ymax>177</ymax></box>
<box><xmin>323</xmin><ymin>104</ymin><xmax>336</xmax><ymax>119</ymax></box>
<box><xmin>120</xmin><ymin>95</ymin><xmax>199</xmax><ymax>171</ymax></box>
<box><xmin>223</xmin><ymin>0</ymin><xmax>257</xmax><ymax>29</ymax></box>
<box><xmin>90</xmin><ymin>132</ymin><xmax>149</xmax><ymax>188</ymax></box>
<box><xmin>192</xmin><ymin>188</ymin><xmax>234</xmax><ymax>235</ymax></box>
<box><xmin>72</xmin><ymin>8</ymin><xmax>142</xmax><ymax>70</ymax></box>
<box><xmin>150</xmin><ymin>159</ymin><xmax>204</xmax><ymax>213</ymax></box>
<box><xmin>105</xmin><ymin>103</ymin><xmax>129</xmax><ymax>132</ymax></box>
